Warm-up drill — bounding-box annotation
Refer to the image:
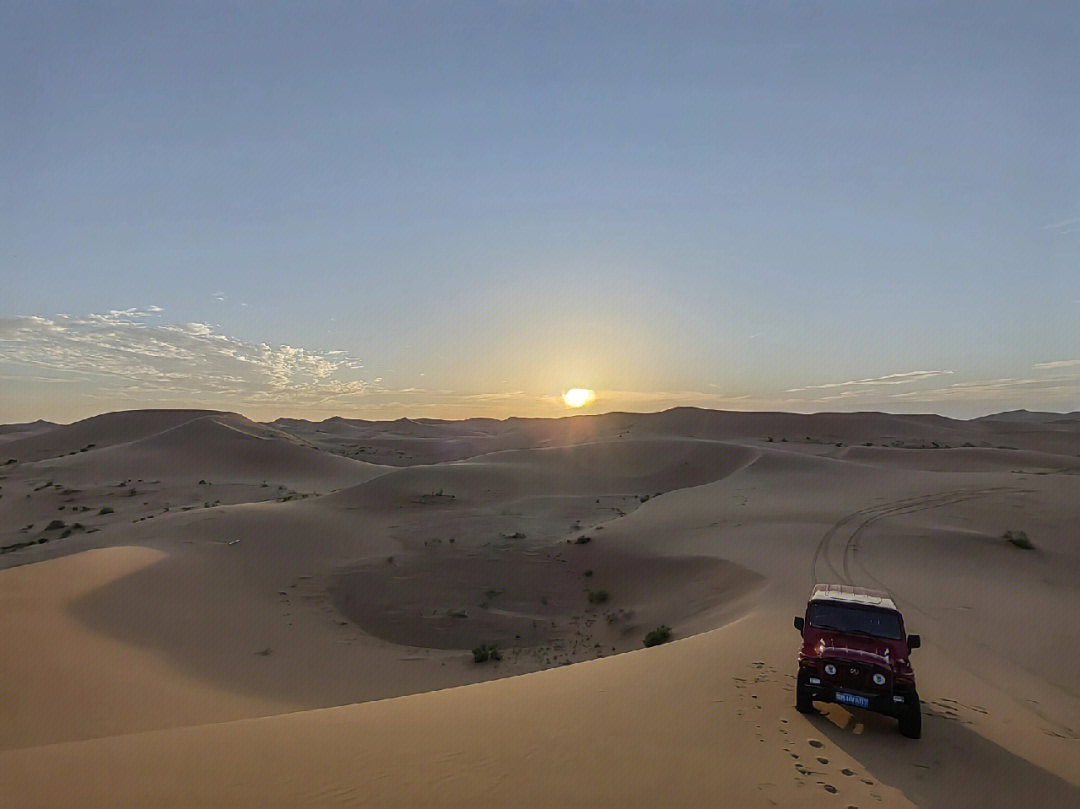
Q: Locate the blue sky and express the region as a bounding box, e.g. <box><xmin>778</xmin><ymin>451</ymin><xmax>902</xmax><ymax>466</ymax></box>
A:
<box><xmin>2</xmin><ymin>1</ymin><xmax>1078</xmax><ymax>422</ymax></box>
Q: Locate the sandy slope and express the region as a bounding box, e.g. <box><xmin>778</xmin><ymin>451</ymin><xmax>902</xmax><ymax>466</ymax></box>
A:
<box><xmin>0</xmin><ymin>547</ymin><xmax>286</xmax><ymax>750</ymax></box>
<box><xmin>1</xmin><ymin>408</ymin><xmax>1078</xmax><ymax>807</ymax></box>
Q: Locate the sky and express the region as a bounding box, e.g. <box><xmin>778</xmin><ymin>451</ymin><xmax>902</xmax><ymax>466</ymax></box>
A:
<box><xmin>2</xmin><ymin>1</ymin><xmax>1078</xmax><ymax>423</ymax></box>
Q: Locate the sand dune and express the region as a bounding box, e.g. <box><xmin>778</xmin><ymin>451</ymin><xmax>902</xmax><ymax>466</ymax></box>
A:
<box><xmin>325</xmin><ymin>438</ymin><xmax>758</xmax><ymax>509</ymax></box>
<box><xmin>29</xmin><ymin>413</ymin><xmax>386</xmax><ymax>489</ymax></box>
<box><xmin>0</xmin><ymin>408</ymin><xmax>224</xmax><ymax>463</ymax></box>
<box><xmin>0</xmin><ymin>546</ymin><xmax>285</xmax><ymax>750</ymax></box>
<box><xmin>837</xmin><ymin>444</ymin><xmax>1080</xmax><ymax>473</ymax></box>
<box><xmin>1</xmin><ymin>407</ymin><xmax>1078</xmax><ymax>807</ymax></box>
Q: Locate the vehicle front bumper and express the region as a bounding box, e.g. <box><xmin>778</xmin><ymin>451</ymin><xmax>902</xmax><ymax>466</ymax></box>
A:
<box><xmin>801</xmin><ymin>675</ymin><xmax>916</xmax><ymax>717</ymax></box>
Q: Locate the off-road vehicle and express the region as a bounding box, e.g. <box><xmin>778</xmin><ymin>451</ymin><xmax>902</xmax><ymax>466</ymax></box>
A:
<box><xmin>794</xmin><ymin>584</ymin><xmax>922</xmax><ymax>738</ymax></box>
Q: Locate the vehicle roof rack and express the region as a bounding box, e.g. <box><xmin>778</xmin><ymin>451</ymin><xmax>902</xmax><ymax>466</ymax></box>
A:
<box><xmin>810</xmin><ymin>583</ymin><xmax>898</xmax><ymax>611</ymax></box>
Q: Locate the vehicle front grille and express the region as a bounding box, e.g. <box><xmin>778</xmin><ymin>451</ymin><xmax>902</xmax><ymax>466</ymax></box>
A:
<box><xmin>824</xmin><ymin>659</ymin><xmax>888</xmax><ymax>691</ymax></box>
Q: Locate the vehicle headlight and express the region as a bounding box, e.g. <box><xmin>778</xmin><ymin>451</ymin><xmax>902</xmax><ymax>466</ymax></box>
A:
<box><xmin>824</xmin><ymin>663</ymin><xmax>837</xmax><ymax>676</ymax></box>
<box><xmin>872</xmin><ymin>673</ymin><xmax>887</xmax><ymax>686</ymax></box>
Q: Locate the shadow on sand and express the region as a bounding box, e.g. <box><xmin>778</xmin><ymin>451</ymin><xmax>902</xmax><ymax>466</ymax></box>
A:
<box><xmin>806</xmin><ymin>704</ymin><xmax>1079</xmax><ymax>809</ymax></box>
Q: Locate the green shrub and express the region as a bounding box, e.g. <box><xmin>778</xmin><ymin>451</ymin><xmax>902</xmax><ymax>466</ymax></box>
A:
<box><xmin>587</xmin><ymin>589</ymin><xmax>609</xmax><ymax>604</ymax></box>
<box><xmin>472</xmin><ymin>643</ymin><xmax>501</xmax><ymax>663</ymax></box>
<box><xmin>45</xmin><ymin>519</ymin><xmax>65</xmax><ymax>531</ymax></box>
<box><xmin>99</xmin><ymin>506</ymin><xmax>114</xmax><ymax>515</ymax></box>
<box><xmin>643</xmin><ymin>625</ymin><xmax>673</xmax><ymax>647</ymax></box>
<box><xmin>1004</xmin><ymin>530</ymin><xmax>1034</xmax><ymax>550</ymax></box>
<box><xmin>574</xmin><ymin>535</ymin><xmax>592</xmax><ymax>545</ymax></box>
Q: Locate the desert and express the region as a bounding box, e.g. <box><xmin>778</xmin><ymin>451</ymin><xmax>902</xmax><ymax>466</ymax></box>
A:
<box><xmin>1</xmin><ymin>407</ymin><xmax>1078</xmax><ymax>807</ymax></box>
<box><xmin>6</xmin><ymin>4</ymin><xmax>1078</xmax><ymax>806</ymax></box>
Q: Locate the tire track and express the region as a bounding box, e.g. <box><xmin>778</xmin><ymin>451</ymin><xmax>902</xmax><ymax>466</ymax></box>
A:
<box><xmin>812</xmin><ymin>487</ymin><xmax>1023</xmax><ymax>589</ymax></box>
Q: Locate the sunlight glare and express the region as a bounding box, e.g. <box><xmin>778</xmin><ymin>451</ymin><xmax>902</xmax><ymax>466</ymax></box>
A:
<box><xmin>562</xmin><ymin>388</ymin><xmax>596</xmax><ymax>408</ymax></box>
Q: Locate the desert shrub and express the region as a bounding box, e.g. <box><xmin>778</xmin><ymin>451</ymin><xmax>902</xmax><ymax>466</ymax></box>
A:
<box><xmin>45</xmin><ymin>519</ymin><xmax>65</xmax><ymax>531</ymax></box>
<box><xmin>587</xmin><ymin>589</ymin><xmax>609</xmax><ymax>604</ymax></box>
<box><xmin>639</xmin><ymin>494</ymin><xmax>650</xmax><ymax>503</ymax></box>
<box><xmin>643</xmin><ymin>625</ymin><xmax>673</xmax><ymax>647</ymax></box>
<box><xmin>583</xmin><ymin>569</ymin><xmax>593</xmax><ymax>577</ymax></box>
<box><xmin>472</xmin><ymin>643</ymin><xmax>501</xmax><ymax>663</ymax></box>
<box><xmin>99</xmin><ymin>506</ymin><xmax>114</xmax><ymax>515</ymax></box>
<box><xmin>1004</xmin><ymin>530</ymin><xmax>1034</xmax><ymax>550</ymax></box>
<box><xmin>574</xmin><ymin>535</ymin><xmax>592</xmax><ymax>545</ymax></box>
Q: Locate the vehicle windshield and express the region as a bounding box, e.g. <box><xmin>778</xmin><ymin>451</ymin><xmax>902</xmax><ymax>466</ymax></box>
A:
<box><xmin>806</xmin><ymin>602</ymin><xmax>903</xmax><ymax>640</ymax></box>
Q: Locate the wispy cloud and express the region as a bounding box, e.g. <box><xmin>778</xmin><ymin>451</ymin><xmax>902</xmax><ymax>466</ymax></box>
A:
<box><xmin>785</xmin><ymin>370</ymin><xmax>954</xmax><ymax>394</ymax></box>
<box><xmin>1033</xmin><ymin>359</ymin><xmax>1080</xmax><ymax>370</ymax></box>
<box><xmin>0</xmin><ymin>308</ymin><xmax>369</xmax><ymax>407</ymax></box>
<box><xmin>887</xmin><ymin>361</ymin><xmax>1080</xmax><ymax>409</ymax></box>
<box><xmin>1042</xmin><ymin>215</ymin><xmax>1080</xmax><ymax>235</ymax></box>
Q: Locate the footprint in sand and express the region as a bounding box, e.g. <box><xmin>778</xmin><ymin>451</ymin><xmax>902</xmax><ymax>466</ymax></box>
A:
<box><xmin>808</xmin><ymin>739</ymin><xmax>824</xmax><ymax>748</ymax></box>
<box><xmin>816</xmin><ymin>756</ymin><xmax>828</xmax><ymax>764</ymax></box>
<box><xmin>841</xmin><ymin>768</ymin><xmax>855</xmax><ymax>777</ymax></box>
<box><xmin>822</xmin><ymin>783</ymin><xmax>838</xmax><ymax>793</ymax></box>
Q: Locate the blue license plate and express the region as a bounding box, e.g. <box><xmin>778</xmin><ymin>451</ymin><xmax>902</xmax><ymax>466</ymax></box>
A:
<box><xmin>835</xmin><ymin>692</ymin><xmax>870</xmax><ymax>708</ymax></box>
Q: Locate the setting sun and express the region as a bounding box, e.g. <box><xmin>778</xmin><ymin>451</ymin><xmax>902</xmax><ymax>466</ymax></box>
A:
<box><xmin>562</xmin><ymin>388</ymin><xmax>596</xmax><ymax>408</ymax></box>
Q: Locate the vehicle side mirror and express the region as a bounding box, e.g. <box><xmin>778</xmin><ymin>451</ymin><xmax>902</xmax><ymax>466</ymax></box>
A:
<box><xmin>794</xmin><ymin>616</ymin><xmax>804</xmax><ymax>632</ymax></box>
<box><xmin>907</xmin><ymin>634</ymin><xmax>921</xmax><ymax>650</ymax></box>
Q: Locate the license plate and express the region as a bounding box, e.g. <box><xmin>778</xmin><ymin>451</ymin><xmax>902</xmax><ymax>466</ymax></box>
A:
<box><xmin>835</xmin><ymin>692</ymin><xmax>870</xmax><ymax>708</ymax></box>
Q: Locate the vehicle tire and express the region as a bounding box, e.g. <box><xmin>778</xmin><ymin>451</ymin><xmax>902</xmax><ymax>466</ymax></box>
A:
<box><xmin>796</xmin><ymin>667</ymin><xmax>815</xmax><ymax>714</ymax></box>
<box><xmin>898</xmin><ymin>692</ymin><xmax>922</xmax><ymax>739</ymax></box>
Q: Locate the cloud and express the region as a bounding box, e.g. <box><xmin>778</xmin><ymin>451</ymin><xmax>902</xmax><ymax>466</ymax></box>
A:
<box><xmin>1033</xmin><ymin>359</ymin><xmax>1080</xmax><ymax>370</ymax></box>
<box><xmin>0</xmin><ymin>308</ymin><xmax>369</xmax><ymax>407</ymax></box>
<box><xmin>1042</xmin><ymin>215</ymin><xmax>1080</xmax><ymax>234</ymax></box>
<box><xmin>887</xmin><ymin>363</ymin><xmax>1080</xmax><ymax>407</ymax></box>
<box><xmin>785</xmin><ymin>370</ymin><xmax>954</xmax><ymax>394</ymax></box>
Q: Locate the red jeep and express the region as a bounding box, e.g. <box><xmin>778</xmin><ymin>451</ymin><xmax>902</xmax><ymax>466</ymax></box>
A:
<box><xmin>794</xmin><ymin>584</ymin><xmax>922</xmax><ymax>738</ymax></box>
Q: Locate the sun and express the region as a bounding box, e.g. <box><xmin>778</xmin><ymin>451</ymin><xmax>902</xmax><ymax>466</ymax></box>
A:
<box><xmin>562</xmin><ymin>388</ymin><xmax>596</xmax><ymax>408</ymax></box>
